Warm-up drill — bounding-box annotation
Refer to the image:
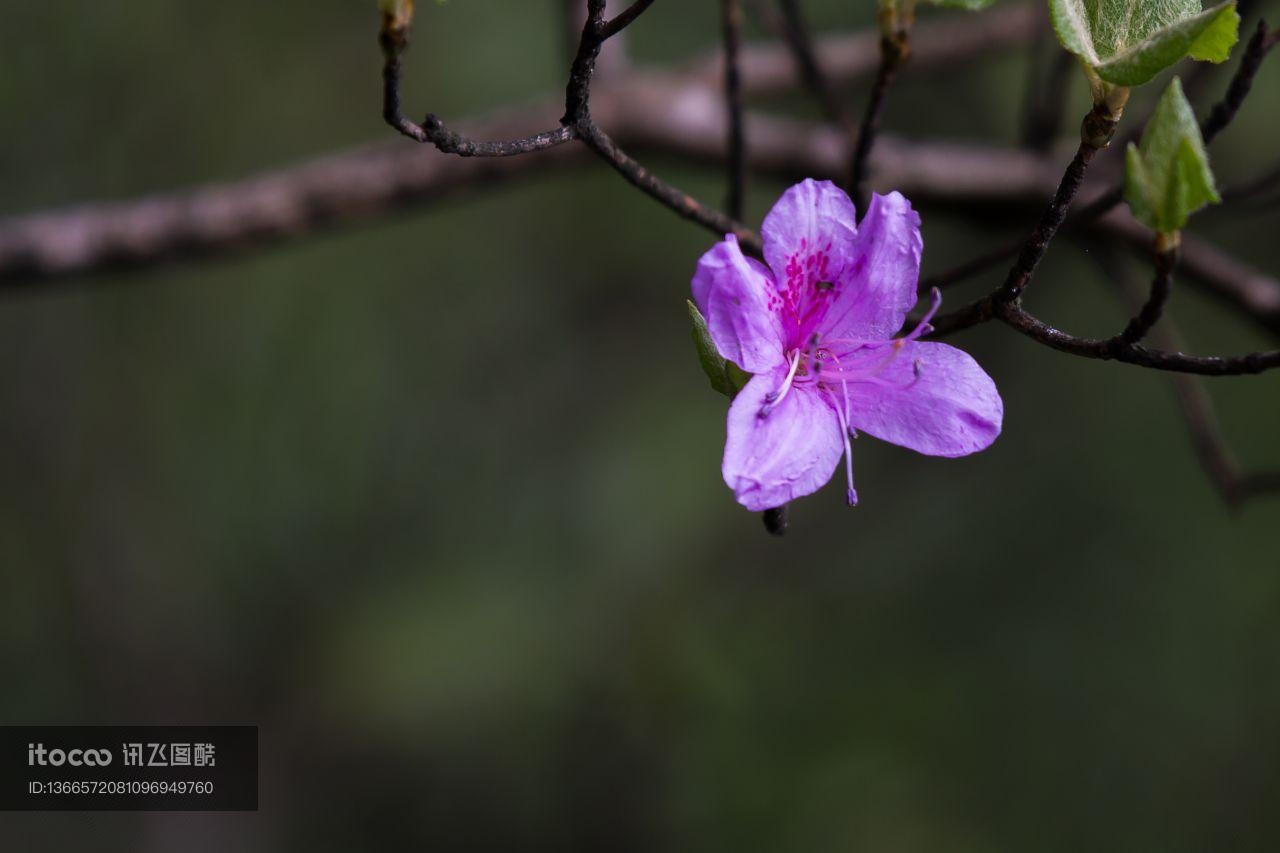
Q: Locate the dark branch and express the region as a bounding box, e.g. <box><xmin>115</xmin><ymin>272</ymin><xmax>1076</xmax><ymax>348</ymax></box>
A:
<box><xmin>566</xmin><ymin>0</ymin><xmax>758</xmax><ymax>251</ymax></box>
<box><xmin>849</xmin><ymin>30</ymin><xmax>908</xmax><ymax>211</ymax></box>
<box><xmin>721</xmin><ymin>0</ymin><xmax>748</xmax><ymax>221</ymax></box>
<box><xmin>998</xmin><ymin>103</ymin><xmax>1120</xmax><ymax>304</ymax></box>
<box><xmin>380</xmin><ymin>14</ymin><xmax>576</xmax><ymax>156</ymax></box>
<box><xmin>1096</xmin><ymin>247</ymin><xmax>1280</xmax><ymax>506</ymax></box>
<box><xmin>1114</xmin><ymin>238</ymin><xmax>1178</xmax><ymax>347</ymax></box>
<box><xmin>774</xmin><ymin>0</ymin><xmax>854</xmax><ymax>131</ymax></box>
<box><xmin>600</xmin><ymin>0</ymin><xmax>659</xmax><ymax>41</ymax></box>
<box><xmin>918</xmin><ymin>239</ymin><xmax>1021</xmax><ymax>294</ymax></box>
<box><xmin>924</xmin><ymin>24</ymin><xmax>1278</xmax><ymax>345</ymax></box>
<box><xmin>578</xmin><ymin>122</ymin><xmax>760</xmax><ymax>251</ymax></box>
<box><xmin>0</xmin><ymin>5</ymin><xmax>1042</xmax><ymax>282</ymax></box>
<box><xmin>1201</xmin><ymin>20</ymin><xmax>1279</xmax><ymax>145</ymax></box>
<box><xmin>997</xmin><ymin>300</ymin><xmax>1280</xmax><ymax>376</ymax></box>
<box><xmin>1020</xmin><ymin>26</ymin><xmax>1076</xmax><ymax>151</ymax></box>
<box><xmin>925</xmin><ymin>106</ymin><xmax>1119</xmax><ymax>335</ymax></box>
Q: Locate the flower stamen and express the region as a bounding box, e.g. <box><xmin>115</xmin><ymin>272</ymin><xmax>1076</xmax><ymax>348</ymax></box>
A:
<box><xmin>760</xmin><ymin>349</ymin><xmax>802</xmax><ymax>417</ymax></box>
<box><xmin>902</xmin><ymin>286</ymin><xmax>942</xmax><ymax>342</ymax></box>
<box><xmin>829</xmin><ymin>385</ymin><xmax>858</xmax><ymax>506</ymax></box>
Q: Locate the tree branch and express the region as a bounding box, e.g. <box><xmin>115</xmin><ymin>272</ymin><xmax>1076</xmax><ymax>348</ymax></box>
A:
<box><xmin>380</xmin><ymin>9</ymin><xmax>576</xmax><ymax>156</ymax></box>
<box><xmin>0</xmin><ymin>8</ymin><xmax>1036</xmax><ymax>284</ymax></box>
<box><xmin>773</xmin><ymin>0</ymin><xmax>854</xmax><ymax>131</ymax></box>
<box><xmin>1114</xmin><ymin>237</ymin><xmax>1178</xmax><ymax>347</ymax></box>
<box><xmin>1098</xmin><ymin>246</ymin><xmax>1280</xmax><ymax>507</ymax></box>
<box><xmin>721</xmin><ymin>0</ymin><xmax>748</xmax><ymax>220</ymax></box>
<box><xmin>849</xmin><ymin>10</ymin><xmax>910</xmax><ymax>210</ymax></box>
<box><xmin>3</xmin><ymin>3</ymin><xmax>1276</xmax><ymax>362</ymax></box>
<box><xmin>1201</xmin><ymin>19</ymin><xmax>1280</xmax><ymax>145</ymax></box>
<box><xmin>996</xmin><ymin>299</ymin><xmax>1280</xmax><ymax>376</ymax></box>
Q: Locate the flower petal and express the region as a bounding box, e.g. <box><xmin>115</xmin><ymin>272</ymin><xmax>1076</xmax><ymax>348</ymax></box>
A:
<box><xmin>844</xmin><ymin>341</ymin><xmax>1002</xmax><ymax>457</ymax></box>
<box><xmin>819</xmin><ymin>191</ymin><xmax>922</xmax><ymax>342</ymax></box>
<box><xmin>761</xmin><ymin>179</ymin><xmax>859</xmax><ymax>290</ymax></box>
<box><xmin>723</xmin><ymin>368</ymin><xmax>845</xmax><ymax>511</ymax></box>
<box><xmin>691</xmin><ymin>235</ymin><xmax>785</xmax><ymax>374</ymax></box>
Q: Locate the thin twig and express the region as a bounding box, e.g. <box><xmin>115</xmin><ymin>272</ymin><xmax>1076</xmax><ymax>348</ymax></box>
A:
<box><xmin>1223</xmin><ymin>158</ymin><xmax>1280</xmax><ymax>203</ymax></box>
<box><xmin>0</xmin><ymin>7</ymin><xmax>1041</xmax><ymax>281</ymax></box>
<box><xmin>996</xmin><ymin>300</ymin><xmax>1280</xmax><ymax>376</ymax></box>
<box><xmin>578</xmin><ymin>122</ymin><xmax>760</xmax><ymax>251</ymax></box>
<box><xmin>380</xmin><ymin>13</ymin><xmax>576</xmax><ymax>156</ymax></box>
<box><xmin>1201</xmin><ymin>20</ymin><xmax>1279</xmax><ymax>144</ymax></box>
<box><xmin>925</xmin><ymin>102</ymin><xmax>1121</xmax><ymax>337</ymax></box>
<box><xmin>1000</xmin><ymin>104</ymin><xmax>1120</xmax><ymax>304</ymax></box>
<box><xmin>1021</xmin><ymin>49</ymin><xmax>1076</xmax><ymax>152</ymax></box>
<box><xmin>721</xmin><ymin>0</ymin><xmax>748</xmax><ymax>221</ymax></box>
<box><xmin>7</xmin><ymin>104</ymin><xmax>1280</xmax><ymax>349</ymax></box>
<box><xmin>600</xmin><ymin>0</ymin><xmax>659</xmax><ymax>40</ymax></box>
<box><xmin>849</xmin><ymin>31</ymin><xmax>907</xmax><ymax>212</ymax></box>
<box><xmin>1113</xmin><ymin>237</ymin><xmax>1178</xmax><ymax>346</ymax></box>
<box><xmin>1096</xmin><ymin>244</ymin><xmax>1280</xmax><ymax>506</ymax></box>
<box><xmin>775</xmin><ymin>0</ymin><xmax>854</xmax><ymax>131</ymax></box>
<box><xmin>567</xmin><ymin>1</ymin><xmax>759</xmax><ymax>251</ymax></box>
<box><xmin>918</xmin><ymin>239</ymin><xmax>1022</xmax><ymax>294</ymax></box>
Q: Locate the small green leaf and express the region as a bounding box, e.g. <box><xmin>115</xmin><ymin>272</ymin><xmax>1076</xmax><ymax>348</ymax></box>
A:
<box><xmin>688</xmin><ymin>300</ymin><xmax>748</xmax><ymax>399</ymax></box>
<box><xmin>1049</xmin><ymin>0</ymin><xmax>1239</xmax><ymax>86</ymax></box>
<box><xmin>1123</xmin><ymin>77</ymin><xmax>1220</xmax><ymax>233</ymax></box>
<box><xmin>1096</xmin><ymin>2</ymin><xmax>1240</xmax><ymax>84</ymax></box>
<box><xmin>1186</xmin><ymin>2</ymin><xmax>1242</xmax><ymax>61</ymax></box>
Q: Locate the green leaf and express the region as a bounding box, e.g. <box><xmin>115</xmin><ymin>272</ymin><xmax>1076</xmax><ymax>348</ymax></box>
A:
<box><xmin>1049</xmin><ymin>0</ymin><xmax>1239</xmax><ymax>86</ymax></box>
<box><xmin>1123</xmin><ymin>77</ymin><xmax>1220</xmax><ymax>233</ymax></box>
<box><xmin>688</xmin><ymin>300</ymin><xmax>749</xmax><ymax>399</ymax></box>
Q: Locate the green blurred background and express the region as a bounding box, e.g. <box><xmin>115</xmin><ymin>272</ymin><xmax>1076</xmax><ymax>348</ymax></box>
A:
<box><xmin>2</xmin><ymin>0</ymin><xmax>1279</xmax><ymax>849</ymax></box>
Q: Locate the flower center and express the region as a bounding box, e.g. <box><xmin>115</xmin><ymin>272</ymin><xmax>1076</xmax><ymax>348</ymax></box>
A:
<box><xmin>754</xmin><ymin>288</ymin><xmax>944</xmax><ymax>507</ymax></box>
<box><xmin>772</xmin><ymin>239</ymin><xmax>838</xmax><ymax>349</ymax></box>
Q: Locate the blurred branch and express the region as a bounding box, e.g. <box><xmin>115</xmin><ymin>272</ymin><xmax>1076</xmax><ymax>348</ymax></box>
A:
<box><xmin>1097</xmin><ymin>245</ymin><xmax>1280</xmax><ymax>507</ymax></box>
<box><xmin>1020</xmin><ymin>47</ymin><xmax>1075</xmax><ymax>151</ymax></box>
<box><xmin>721</xmin><ymin>0</ymin><xmax>747</xmax><ymax>220</ymax></box>
<box><xmin>3</xmin><ymin>103</ymin><xmax>1277</xmax><ymax>344</ymax></box>
<box><xmin>849</xmin><ymin>7</ymin><xmax>910</xmax><ymax>211</ymax></box>
<box><xmin>4</xmin><ymin>4</ymin><xmax>1280</xmax><ymax>376</ymax></box>
<box><xmin>1200</xmin><ymin>20</ymin><xmax>1280</xmax><ymax>144</ymax></box>
<box><xmin>773</xmin><ymin>0</ymin><xmax>854</xmax><ymax>131</ymax></box>
<box><xmin>731</xmin><ymin>2</ymin><xmax>1036</xmax><ymax>99</ymax></box>
<box><xmin>0</xmin><ymin>5</ymin><xmax>1037</xmax><ymax>284</ymax></box>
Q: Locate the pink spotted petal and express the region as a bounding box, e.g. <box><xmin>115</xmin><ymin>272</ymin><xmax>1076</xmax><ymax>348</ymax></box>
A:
<box><xmin>845</xmin><ymin>340</ymin><xmax>1002</xmax><ymax>457</ymax></box>
<box><xmin>691</xmin><ymin>235</ymin><xmax>786</xmax><ymax>374</ymax></box>
<box><xmin>818</xmin><ymin>191</ymin><xmax>922</xmax><ymax>343</ymax></box>
<box><xmin>760</xmin><ymin>179</ymin><xmax>858</xmax><ymax>295</ymax></box>
<box><xmin>723</xmin><ymin>368</ymin><xmax>845</xmax><ymax>511</ymax></box>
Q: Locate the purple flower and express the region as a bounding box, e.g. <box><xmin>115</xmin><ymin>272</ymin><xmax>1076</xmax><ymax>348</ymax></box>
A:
<box><xmin>691</xmin><ymin>179</ymin><xmax>1003</xmax><ymax>511</ymax></box>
